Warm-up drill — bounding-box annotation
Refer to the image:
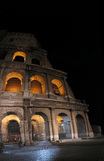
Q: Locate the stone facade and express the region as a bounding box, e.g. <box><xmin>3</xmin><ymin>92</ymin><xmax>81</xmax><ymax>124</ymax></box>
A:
<box><xmin>0</xmin><ymin>30</ymin><xmax>94</xmax><ymax>145</ymax></box>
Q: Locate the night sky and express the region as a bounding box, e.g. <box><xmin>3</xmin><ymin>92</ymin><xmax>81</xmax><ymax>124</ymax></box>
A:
<box><xmin>0</xmin><ymin>2</ymin><xmax>104</xmax><ymax>133</ymax></box>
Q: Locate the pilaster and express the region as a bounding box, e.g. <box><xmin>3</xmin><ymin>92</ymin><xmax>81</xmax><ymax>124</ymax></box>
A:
<box><xmin>85</xmin><ymin>112</ymin><xmax>94</xmax><ymax>137</ymax></box>
<box><xmin>51</xmin><ymin>108</ymin><xmax>59</xmax><ymax>141</ymax></box>
<box><xmin>69</xmin><ymin>110</ymin><xmax>75</xmax><ymax>139</ymax></box>
<box><xmin>71</xmin><ymin>111</ymin><xmax>78</xmax><ymax>138</ymax></box>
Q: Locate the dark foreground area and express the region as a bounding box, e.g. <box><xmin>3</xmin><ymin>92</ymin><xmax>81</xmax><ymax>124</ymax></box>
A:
<box><xmin>0</xmin><ymin>137</ymin><xmax>104</xmax><ymax>161</ymax></box>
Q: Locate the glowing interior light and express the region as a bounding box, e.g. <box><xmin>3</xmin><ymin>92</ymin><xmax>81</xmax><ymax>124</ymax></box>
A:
<box><xmin>30</xmin><ymin>75</ymin><xmax>46</xmax><ymax>94</ymax></box>
<box><xmin>1</xmin><ymin>115</ymin><xmax>20</xmax><ymax>142</ymax></box>
<box><xmin>31</xmin><ymin>115</ymin><xmax>45</xmax><ymax>140</ymax></box>
<box><xmin>57</xmin><ymin>116</ymin><xmax>64</xmax><ymax>134</ymax></box>
<box><xmin>4</xmin><ymin>72</ymin><xmax>22</xmax><ymax>92</ymax></box>
<box><xmin>12</xmin><ymin>51</ymin><xmax>26</xmax><ymax>61</ymax></box>
<box><xmin>51</xmin><ymin>79</ymin><xmax>65</xmax><ymax>96</ymax></box>
<box><xmin>57</xmin><ymin>116</ymin><xmax>63</xmax><ymax>122</ymax></box>
<box><xmin>2</xmin><ymin>115</ymin><xmax>20</xmax><ymax>125</ymax></box>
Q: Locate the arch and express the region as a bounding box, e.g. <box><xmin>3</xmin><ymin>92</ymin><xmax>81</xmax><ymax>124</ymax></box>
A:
<box><xmin>5</xmin><ymin>78</ymin><xmax>21</xmax><ymax>92</ymax></box>
<box><xmin>51</xmin><ymin>79</ymin><xmax>65</xmax><ymax>96</ymax></box>
<box><xmin>12</xmin><ymin>51</ymin><xmax>26</xmax><ymax>62</ymax></box>
<box><xmin>76</xmin><ymin>114</ymin><xmax>87</xmax><ymax>138</ymax></box>
<box><xmin>31</xmin><ymin>58</ymin><xmax>40</xmax><ymax>65</ymax></box>
<box><xmin>31</xmin><ymin>120</ymin><xmax>39</xmax><ymax>141</ymax></box>
<box><xmin>1</xmin><ymin>111</ymin><xmax>22</xmax><ymax>121</ymax></box>
<box><xmin>30</xmin><ymin>75</ymin><xmax>46</xmax><ymax>94</ymax></box>
<box><xmin>31</xmin><ymin>54</ymin><xmax>43</xmax><ymax>66</ymax></box>
<box><xmin>31</xmin><ymin>80</ymin><xmax>42</xmax><ymax>94</ymax></box>
<box><xmin>1</xmin><ymin>114</ymin><xmax>21</xmax><ymax>143</ymax></box>
<box><xmin>3</xmin><ymin>72</ymin><xmax>22</xmax><ymax>92</ymax></box>
<box><xmin>57</xmin><ymin>113</ymin><xmax>72</xmax><ymax>139</ymax></box>
<box><xmin>31</xmin><ymin>112</ymin><xmax>50</xmax><ymax>141</ymax></box>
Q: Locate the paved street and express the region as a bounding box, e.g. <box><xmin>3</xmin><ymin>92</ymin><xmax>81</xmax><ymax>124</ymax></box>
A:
<box><xmin>0</xmin><ymin>137</ymin><xmax>104</xmax><ymax>161</ymax></box>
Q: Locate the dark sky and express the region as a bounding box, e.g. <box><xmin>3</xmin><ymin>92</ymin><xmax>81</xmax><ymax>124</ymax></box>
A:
<box><xmin>0</xmin><ymin>2</ymin><xmax>104</xmax><ymax>133</ymax></box>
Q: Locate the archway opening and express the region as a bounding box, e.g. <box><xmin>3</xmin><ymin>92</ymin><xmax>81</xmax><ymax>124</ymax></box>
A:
<box><xmin>57</xmin><ymin>113</ymin><xmax>72</xmax><ymax>139</ymax></box>
<box><xmin>30</xmin><ymin>75</ymin><xmax>46</xmax><ymax>94</ymax></box>
<box><xmin>76</xmin><ymin>114</ymin><xmax>87</xmax><ymax>138</ymax></box>
<box><xmin>31</xmin><ymin>80</ymin><xmax>42</xmax><ymax>94</ymax></box>
<box><xmin>8</xmin><ymin>120</ymin><xmax>20</xmax><ymax>135</ymax></box>
<box><xmin>31</xmin><ymin>113</ymin><xmax>49</xmax><ymax>141</ymax></box>
<box><xmin>51</xmin><ymin>79</ymin><xmax>65</xmax><ymax>96</ymax></box>
<box><xmin>5</xmin><ymin>78</ymin><xmax>21</xmax><ymax>92</ymax></box>
<box><xmin>13</xmin><ymin>56</ymin><xmax>24</xmax><ymax>62</ymax></box>
<box><xmin>1</xmin><ymin>114</ymin><xmax>20</xmax><ymax>143</ymax></box>
<box><xmin>32</xmin><ymin>58</ymin><xmax>40</xmax><ymax>65</ymax></box>
<box><xmin>4</xmin><ymin>72</ymin><xmax>22</xmax><ymax>92</ymax></box>
<box><xmin>8</xmin><ymin>120</ymin><xmax>20</xmax><ymax>142</ymax></box>
<box><xmin>12</xmin><ymin>51</ymin><xmax>26</xmax><ymax>62</ymax></box>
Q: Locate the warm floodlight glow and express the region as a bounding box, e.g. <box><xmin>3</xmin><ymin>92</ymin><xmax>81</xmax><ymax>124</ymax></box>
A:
<box><xmin>31</xmin><ymin>115</ymin><xmax>44</xmax><ymax>122</ymax></box>
<box><xmin>52</xmin><ymin>79</ymin><xmax>65</xmax><ymax>96</ymax></box>
<box><xmin>57</xmin><ymin>115</ymin><xmax>63</xmax><ymax>122</ymax></box>
<box><xmin>31</xmin><ymin>80</ymin><xmax>42</xmax><ymax>94</ymax></box>
<box><xmin>1</xmin><ymin>115</ymin><xmax>20</xmax><ymax>142</ymax></box>
<box><xmin>31</xmin><ymin>115</ymin><xmax>46</xmax><ymax>140</ymax></box>
<box><xmin>4</xmin><ymin>72</ymin><xmax>22</xmax><ymax>92</ymax></box>
<box><xmin>57</xmin><ymin>115</ymin><xmax>64</xmax><ymax>134</ymax></box>
<box><xmin>30</xmin><ymin>75</ymin><xmax>46</xmax><ymax>94</ymax></box>
<box><xmin>12</xmin><ymin>51</ymin><xmax>26</xmax><ymax>61</ymax></box>
<box><xmin>2</xmin><ymin>115</ymin><xmax>20</xmax><ymax>125</ymax></box>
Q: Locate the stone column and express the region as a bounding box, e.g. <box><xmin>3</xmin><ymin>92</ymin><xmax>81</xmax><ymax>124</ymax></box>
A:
<box><xmin>71</xmin><ymin>111</ymin><xmax>78</xmax><ymax>138</ymax></box>
<box><xmin>0</xmin><ymin>122</ymin><xmax>2</xmax><ymax>143</ymax></box>
<box><xmin>20</xmin><ymin>119</ymin><xmax>25</xmax><ymax>146</ymax></box>
<box><xmin>24</xmin><ymin>120</ymin><xmax>31</xmax><ymax>145</ymax></box>
<box><xmin>85</xmin><ymin>112</ymin><xmax>94</xmax><ymax>137</ymax></box>
<box><xmin>63</xmin><ymin>77</ymin><xmax>70</xmax><ymax>101</ymax></box>
<box><xmin>0</xmin><ymin>121</ymin><xmax>3</xmax><ymax>152</ymax></box>
<box><xmin>69</xmin><ymin>110</ymin><xmax>75</xmax><ymax>139</ymax></box>
<box><xmin>46</xmin><ymin>74</ymin><xmax>53</xmax><ymax>98</ymax></box>
<box><xmin>51</xmin><ymin>108</ymin><xmax>59</xmax><ymax>141</ymax></box>
<box><xmin>28</xmin><ymin>108</ymin><xmax>33</xmax><ymax>145</ymax></box>
<box><xmin>49</xmin><ymin>108</ymin><xmax>54</xmax><ymax>141</ymax></box>
<box><xmin>23</xmin><ymin>99</ymin><xmax>31</xmax><ymax>145</ymax></box>
<box><xmin>23</xmin><ymin>71</ymin><xmax>30</xmax><ymax>97</ymax></box>
<box><xmin>0</xmin><ymin>74</ymin><xmax>6</xmax><ymax>91</ymax></box>
<box><xmin>48</xmin><ymin>119</ymin><xmax>53</xmax><ymax>141</ymax></box>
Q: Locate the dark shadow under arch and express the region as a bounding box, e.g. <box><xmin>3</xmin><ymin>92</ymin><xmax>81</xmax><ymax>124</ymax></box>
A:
<box><xmin>31</xmin><ymin>58</ymin><xmax>40</xmax><ymax>65</ymax></box>
<box><xmin>13</xmin><ymin>56</ymin><xmax>24</xmax><ymax>62</ymax></box>
<box><xmin>57</xmin><ymin>113</ymin><xmax>72</xmax><ymax>139</ymax></box>
<box><xmin>8</xmin><ymin>120</ymin><xmax>20</xmax><ymax>135</ymax></box>
<box><xmin>76</xmin><ymin>114</ymin><xmax>87</xmax><ymax>138</ymax></box>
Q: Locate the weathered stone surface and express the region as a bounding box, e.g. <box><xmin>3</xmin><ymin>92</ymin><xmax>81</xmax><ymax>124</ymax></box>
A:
<box><xmin>0</xmin><ymin>31</ymin><xmax>94</xmax><ymax>146</ymax></box>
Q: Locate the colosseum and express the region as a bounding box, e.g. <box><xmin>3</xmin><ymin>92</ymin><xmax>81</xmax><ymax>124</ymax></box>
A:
<box><xmin>0</xmin><ymin>30</ymin><xmax>94</xmax><ymax>146</ymax></box>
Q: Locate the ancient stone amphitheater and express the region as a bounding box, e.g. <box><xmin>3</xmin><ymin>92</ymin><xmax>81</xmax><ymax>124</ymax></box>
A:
<box><xmin>0</xmin><ymin>30</ymin><xmax>93</xmax><ymax>146</ymax></box>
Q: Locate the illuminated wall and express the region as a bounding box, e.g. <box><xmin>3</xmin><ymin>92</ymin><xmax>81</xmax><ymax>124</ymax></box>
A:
<box><xmin>30</xmin><ymin>75</ymin><xmax>46</xmax><ymax>94</ymax></box>
<box><xmin>12</xmin><ymin>51</ymin><xmax>26</xmax><ymax>62</ymax></box>
<box><xmin>1</xmin><ymin>115</ymin><xmax>20</xmax><ymax>142</ymax></box>
<box><xmin>57</xmin><ymin>116</ymin><xmax>63</xmax><ymax>133</ymax></box>
<box><xmin>31</xmin><ymin>115</ymin><xmax>46</xmax><ymax>140</ymax></box>
<box><xmin>52</xmin><ymin>79</ymin><xmax>65</xmax><ymax>96</ymax></box>
<box><xmin>31</xmin><ymin>80</ymin><xmax>42</xmax><ymax>94</ymax></box>
<box><xmin>4</xmin><ymin>72</ymin><xmax>22</xmax><ymax>92</ymax></box>
<box><xmin>5</xmin><ymin>78</ymin><xmax>21</xmax><ymax>92</ymax></box>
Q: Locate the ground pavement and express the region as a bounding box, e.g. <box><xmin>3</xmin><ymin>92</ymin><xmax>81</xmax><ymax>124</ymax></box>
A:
<box><xmin>0</xmin><ymin>137</ymin><xmax>104</xmax><ymax>161</ymax></box>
